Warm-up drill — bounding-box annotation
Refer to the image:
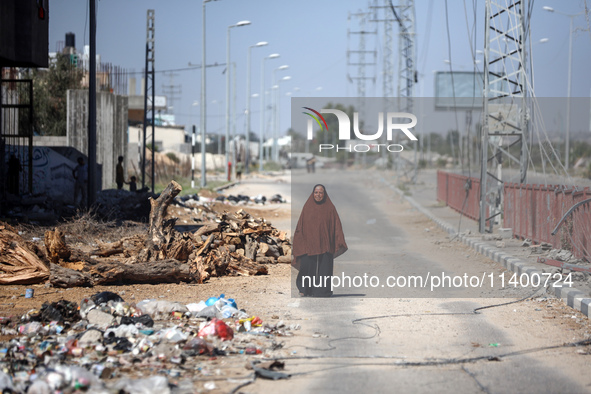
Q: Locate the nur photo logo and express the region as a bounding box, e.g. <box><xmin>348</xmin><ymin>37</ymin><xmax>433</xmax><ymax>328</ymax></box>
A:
<box><xmin>302</xmin><ymin>107</ymin><xmax>418</xmax><ymax>153</ymax></box>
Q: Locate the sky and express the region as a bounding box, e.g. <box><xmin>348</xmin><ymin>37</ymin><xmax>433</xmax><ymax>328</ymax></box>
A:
<box><xmin>48</xmin><ymin>0</ymin><xmax>591</xmax><ymax>138</ymax></box>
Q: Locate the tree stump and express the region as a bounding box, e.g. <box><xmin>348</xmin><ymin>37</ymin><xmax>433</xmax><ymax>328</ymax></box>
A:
<box><xmin>0</xmin><ymin>223</ymin><xmax>50</xmax><ymax>284</ymax></box>
<box><xmin>44</xmin><ymin>228</ymin><xmax>71</xmax><ymax>264</ymax></box>
<box><xmin>137</xmin><ymin>180</ymin><xmax>182</xmax><ymax>262</ymax></box>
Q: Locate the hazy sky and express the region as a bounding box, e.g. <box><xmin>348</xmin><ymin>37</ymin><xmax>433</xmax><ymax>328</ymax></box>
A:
<box><xmin>48</xmin><ymin>0</ymin><xmax>591</xmax><ymax>137</ymax></box>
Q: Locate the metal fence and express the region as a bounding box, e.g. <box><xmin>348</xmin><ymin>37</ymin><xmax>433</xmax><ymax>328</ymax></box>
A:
<box><xmin>437</xmin><ymin>170</ymin><xmax>591</xmax><ymax>261</ymax></box>
<box><xmin>504</xmin><ymin>183</ymin><xmax>591</xmax><ymax>261</ymax></box>
<box><xmin>1</xmin><ymin>78</ymin><xmax>33</xmax><ymax>199</ymax></box>
<box><xmin>436</xmin><ymin>170</ymin><xmax>484</xmax><ymax>222</ymax></box>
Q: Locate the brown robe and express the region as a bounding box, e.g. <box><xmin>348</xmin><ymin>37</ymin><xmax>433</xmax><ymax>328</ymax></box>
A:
<box><xmin>293</xmin><ymin>185</ymin><xmax>347</xmax><ymax>296</ymax></box>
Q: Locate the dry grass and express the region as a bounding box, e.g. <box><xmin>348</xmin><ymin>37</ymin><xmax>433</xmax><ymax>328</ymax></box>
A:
<box><xmin>16</xmin><ymin>210</ymin><xmax>147</xmax><ymax>246</ymax></box>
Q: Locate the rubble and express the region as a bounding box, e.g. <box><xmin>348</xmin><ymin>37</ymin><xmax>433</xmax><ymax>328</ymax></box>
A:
<box><xmin>0</xmin><ymin>181</ymin><xmax>292</xmax><ymax>288</ymax></box>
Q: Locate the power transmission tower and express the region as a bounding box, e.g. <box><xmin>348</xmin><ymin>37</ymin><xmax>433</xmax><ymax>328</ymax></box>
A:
<box><xmin>389</xmin><ymin>0</ymin><xmax>417</xmax><ymax>179</ymax></box>
<box><xmin>142</xmin><ymin>9</ymin><xmax>155</xmax><ymax>192</ymax></box>
<box><xmin>347</xmin><ymin>8</ymin><xmax>377</xmax><ymax>165</ymax></box>
<box><xmin>370</xmin><ymin>0</ymin><xmax>396</xmax><ymax>166</ymax></box>
<box><xmin>162</xmin><ymin>72</ymin><xmax>181</xmax><ymax>115</ymax></box>
<box><xmin>479</xmin><ymin>0</ymin><xmax>531</xmax><ymax>233</ymax></box>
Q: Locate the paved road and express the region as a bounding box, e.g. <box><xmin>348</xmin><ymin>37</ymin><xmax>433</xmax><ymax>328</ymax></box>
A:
<box><xmin>277</xmin><ymin>169</ymin><xmax>590</xmax><ymax>393</ymax></box>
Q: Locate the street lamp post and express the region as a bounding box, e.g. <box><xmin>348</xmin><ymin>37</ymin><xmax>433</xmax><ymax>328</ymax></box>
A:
<box><xmin>201</xmin><ymin>0</ymin><xmax>219</xmax><ymax>188</ymax></box>
<box><xmin>272</xmin><ymin>65</ymin><xmax>289</xmax><ymax>162</ymax></box>
<box><xmin>190</xmin><ymin>101</ymin><xmax>199</xmax><ymax>189</ymax></box>
<box><xmin>543</xmin><ymin>6</ymin><xmax>583</xmax><ymax>170</ymax></box>
<box><xmin>225</xmin><ymin>21</ymin><xmax>251</xmax><ymax>181</ymax></box>
<box><xmin>245</xmin><ymin>41</ymin><xmax>268</xmax><ymax>174</ymax></box>
<box><xmin>259</xmin><ymin>54</ymin><xmax>280</xmax><ymax>172</ymax></box>
<box><xmin>275</xmin><ymin>75</ymin><xmax>291</xmax><ymax>162</ymax></box>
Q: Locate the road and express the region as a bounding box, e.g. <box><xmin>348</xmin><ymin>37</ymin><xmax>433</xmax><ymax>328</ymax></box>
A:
<box><xmin>250</xmin><ymin>168</ymin><xmax>591</xmax><ymax>393</ymax></box>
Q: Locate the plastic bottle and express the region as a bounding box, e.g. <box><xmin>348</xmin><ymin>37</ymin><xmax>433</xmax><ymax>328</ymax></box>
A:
<box><xmin>219</xmin><ymin>305</ymin><xmax>240</xmax><ymax>319</ymax></box>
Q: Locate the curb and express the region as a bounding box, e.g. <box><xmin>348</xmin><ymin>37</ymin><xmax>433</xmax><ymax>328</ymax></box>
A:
<box><xmin>383</xmin><ymin>180</ymin><xmax>591</xmax><ymax>318</ymax></box>
<box><xmin>214</xmin><ymin>181</ymin><xmax>239</xmax><ymax>192</ymax></box>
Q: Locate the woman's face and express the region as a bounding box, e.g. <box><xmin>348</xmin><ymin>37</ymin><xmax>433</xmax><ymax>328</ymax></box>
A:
<box><xmin>313</xmin><ymin>186</ymin><xmax>325</xmax><ymax>202</ymax></box>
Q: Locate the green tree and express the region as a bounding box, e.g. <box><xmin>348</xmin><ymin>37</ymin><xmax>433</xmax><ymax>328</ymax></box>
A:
<box><xmin>26</xmin><ymin>54</ymin><xmax>84</xmax><ymax>136</ymax></box>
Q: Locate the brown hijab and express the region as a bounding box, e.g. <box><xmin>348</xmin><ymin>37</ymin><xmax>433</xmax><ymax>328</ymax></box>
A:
<box><xmin>292</xmin><ymin>184</ymin><xmax>348</xmax><ymax>259</ymax></box>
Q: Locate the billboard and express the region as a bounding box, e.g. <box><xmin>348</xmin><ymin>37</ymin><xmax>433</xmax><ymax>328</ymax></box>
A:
<box><xmin>434</xmin><ymin>71</ymin><xmax>484</xmax><ymax>110</ymax></box>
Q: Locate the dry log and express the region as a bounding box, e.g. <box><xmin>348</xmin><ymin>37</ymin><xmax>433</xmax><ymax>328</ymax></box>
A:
<box><xmin>258</xmin><ymin>242</ymin><xmax>270</xmax><ymax>256</ymax></box>
<box><xmin>282</xmin><ymin>244</ymin><xmax>291</xmax><ymax>256</ymax></box>
<box><xmin>255</xmin><ymin>256</ymin><xmax>275</xmax><ymax>264</ymax></box>
<box><xmin>137</xmin><ymin>180</ymin><xmax>182</xmax><ymax>262</ymax></box>
<box><xmin>44</xmin><ymin>228</ymin><xmax>71</xmax><ymax>264</ymax></box>
<box><xmin>91</xmin><ymin>240</ymin><xmax>124</xmax><ymax>257</ymax></box>
<box><xmin>166</xmin><ymin>232</ymin><xmax>193</xmax><ymax>261</ymax></box>
<box><xmin>50</xmin><ymin>263</ymin><xmax>92</xmax><ymax>288</ymax></box>
<box><xmin>0</xmin><ymin>223</ymin><xmax>49</xmax><ymax>284</ymax></box>
<box><xmin>88</xmin><ymin>259</ymin><xmax>192</xmax><ymax>285</ymax></box>
<box><xmin>194</xmin><ymin>222</ymin><xmax>220</xmax><ymax>238</ymax></box>
<box><xmin>245</xmin><ymin>235</ymin><xmax>258</xmax><ymax>260</ymax></box>
<box><xmin>190</xmin><ymin>252</ymin><xmax>230</xmax><ymax>283</ymax></box>
<box><xmin>277</xmin><ymin>256</ymin><xmax>291</xmax><ymax>264</ymax></box>
<box><xmin>195</xmin><ymin>234</ymin><xmax>214</xmax><ymax>256</ymax></box>
<box><xmin>228</xmin><ymin>255</ymin><xmax>268</xmax><ymax>276</ymax></box>
<box><xmin>50</xmin><ymin>259</ymin><xmax>192</xmax><ymax>286</ymax></box>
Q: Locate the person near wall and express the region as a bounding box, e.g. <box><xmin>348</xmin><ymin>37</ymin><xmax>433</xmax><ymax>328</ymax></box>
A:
<box><xmin>6</xmin><ymin>154</ymin><xmax>22</xmax><ymax>195</ymax></box>
<box><xmin>73</xmin><ymin>157</ymin><xmax>88</xmax><ymax>208</ymax></box>
<box><xmin>116</xmin><ymin>156</ymin><xmax>124</xmax><ymax>190</ymax></box>
<box><xmin>236</xmin><ymin>161</ymin><xmax>244</xmax><ymax>181</ymax></box>
<box><xmin>127</xmin><ymin>176</ymin><xmax>137</xmax><ymax>192</ymax></box>
<box><xmin>292</xmin><ymin>184</ymin><xmax>348</xmax><ymax>297</ymax></box>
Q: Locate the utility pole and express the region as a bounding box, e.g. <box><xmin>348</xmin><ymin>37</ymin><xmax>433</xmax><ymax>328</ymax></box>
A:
<box><xmin>479</xmin><ymin>0</ymin><xmax>531</xmax><ymax>233</ymax></box>
<box><xmin>371</xmin><ymin>0</ymin><xmax>396</xmax><ymax>168</ymax></box>
<box><xmin>162</xmin><ymin>72</ymin><xmax>181</xmax><ymax>116</ymax></box>
<box><xmin>347</xmin><ymin>10</ymin><xmax>377</xmax><ymax>166</ymax></box>
<box><xmin>389</xmin><ymin>0</ymin><xmax>416</xmax><ymax>181</ymax></box>
<box><xmin>142</xmin><ymin>9</ymin><xmax>155</xmax><ymax>192</ymax></box>
<box><xmin>88</xmin><ymin>0</ymin><xmax>97</xmax><ymax>207</ymax></box>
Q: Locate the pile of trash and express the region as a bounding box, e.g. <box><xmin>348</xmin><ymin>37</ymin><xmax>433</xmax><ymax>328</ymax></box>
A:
<box><xmin>0</xmin><ymin>291</ymin><xmax>297</xmax><ymax>393</ymax></box>
<box><xmin>179</xmin><ymin>193</ymin><xmax>287</xmax><ymax>207</ymax></box>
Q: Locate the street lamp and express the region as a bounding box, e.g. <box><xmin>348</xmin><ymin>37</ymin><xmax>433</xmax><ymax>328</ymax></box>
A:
<box><xmin>201</xmin><ymin>0</ymin><xmax>220</xmax><ymax>188</ymax></box>
<box><xmin>272</xmin><ymin>65</ymin><xmax>289</xmax><ymax>162</ymax></box>
<box><xmin>226</xmin><ymin>20</ymin><xmax>251</xmax><ymax>180</ymax></box>
<box><xmin>274</xmin><ymin>75</ymin><xmax>292</xmax><ymax>162</ymax></box>
<box><xmin>245</xmin><ymin>41</ymin><xmax>268</xmax><ymax>174</ymax></box>
<box><xmin>543</xmin><ymin>5</ymin><xmax>584</xmax><ymax>170</ymax></box>
<box><xmin>259</xmin><ymin>53</ymin><xmax>280</xmax><ymax>172</ymax></box>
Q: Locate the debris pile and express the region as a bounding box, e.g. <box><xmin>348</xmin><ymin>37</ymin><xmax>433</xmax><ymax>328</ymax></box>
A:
<box><xmin>180</xmin><ymin>192</ymin><xmax>288</xmax><ymax>206</ymax></box>
<box><xmin>94</xmin><ymin>188</ymin><xmax>154</xmax><ymax>222</ymax></box>
<box><xmin>0</xmin><ymin>291</ymin><xmax>297</xmax><ymax>392</ymax></box>
<box><xmin>0</xmin><ymin>181</ymin><xmax>291</xmax><ymax>287</ymax></box>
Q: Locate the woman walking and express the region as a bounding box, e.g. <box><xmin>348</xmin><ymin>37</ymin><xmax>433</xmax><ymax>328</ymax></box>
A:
<box><xmin>293</xmin><ymin>184</ymin><xmax>348</xmax><ymax>297</ymax></box>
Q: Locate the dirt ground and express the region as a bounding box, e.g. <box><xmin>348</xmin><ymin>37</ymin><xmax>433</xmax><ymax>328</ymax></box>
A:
<box><xmin>2</xmin><ymin>172</ymin><xmax>591</xmax><ymax>393</ymax></box>
<box><xmin>0</xmin><ymin>175</ymin><xmax>295</xmax><ymax>393</ymax></box>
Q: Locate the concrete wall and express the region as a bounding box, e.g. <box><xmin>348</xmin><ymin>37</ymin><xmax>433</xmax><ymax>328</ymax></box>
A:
<box><xmin>128</xmin><ymin>124</ymin><xmax>186</xmax><ymax>152</ymax></box>
<box><xmin>33</xmin><ymin>136</ymin><xmax>68</xmax><ymax>147</ymax></box>
<box><xmin>66</xmin><ymin>90</ymin><xmax>128</xmax><ymax>189</ymax></box>
<box><xmin>3</xmin><ymin>145</ymin><xmax>101</xmax><ymax>202</ymax></box>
